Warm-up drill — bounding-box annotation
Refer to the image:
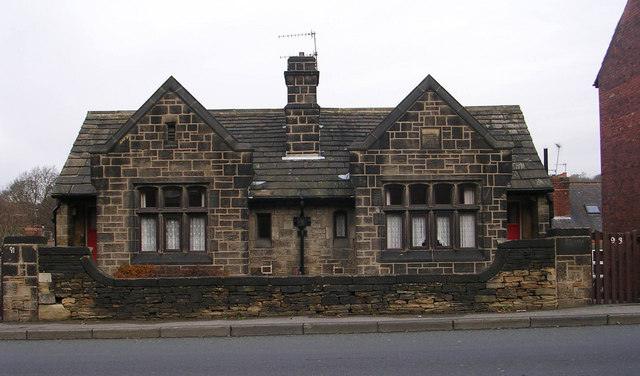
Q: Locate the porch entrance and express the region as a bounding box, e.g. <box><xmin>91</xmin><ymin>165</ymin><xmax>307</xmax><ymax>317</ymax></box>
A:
<box><xmin>592</xmin><ymin>230</ymin><xmax>640</xmax><ymax>304</ymax></box>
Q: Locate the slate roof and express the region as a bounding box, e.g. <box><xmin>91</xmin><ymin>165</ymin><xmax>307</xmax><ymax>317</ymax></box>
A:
<box><xmin>553</xmin><ymin>182</ymin><xmax>602</xmax><ymax>231</ymax></box>
<box><xmin>53</xmin><ymin>103</ymin><xmax>552</xmax><ymax>199</ymax></box>
<box><xmin>468</xmin><ymin>105</ymin><xmax>552</xmax><ymax>191</ymax></box>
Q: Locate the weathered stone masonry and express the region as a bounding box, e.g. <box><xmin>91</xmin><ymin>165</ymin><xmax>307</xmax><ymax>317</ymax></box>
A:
<box><xmin>89</xmin><ymin>91</ymin><xmax>253</xmax><ymax>275</ymax></box>
<box><xmin>2</xmin><ymin>229</ymin><xmax>592</xmax><ymax>321</ymax></box>
<box><xmin>350</xmin><ymin>90</ymin><xmax>512</xmax><ymax>275</ymax></box>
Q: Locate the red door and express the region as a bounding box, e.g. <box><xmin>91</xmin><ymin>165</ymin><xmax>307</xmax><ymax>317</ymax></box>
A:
<box><xmin>506</xmin><ymin>202</ymin><xmax>521</xmax><ymax>240</ymax></box>
<box><xmin>87</xmin><ymin>207</ymin><xmax>97</xmax><ymax>261</ymax></box>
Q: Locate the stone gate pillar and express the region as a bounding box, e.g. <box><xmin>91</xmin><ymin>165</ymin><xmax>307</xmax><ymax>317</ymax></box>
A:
<box><xmin>551</xmin><ymin>229</ymin><xmax>593</xmax><ymax>308</ymax></box>
<box><xmin>1</xmin><ymin>236</ymin><xmax>46</xmax><ymax>321</ymax></box>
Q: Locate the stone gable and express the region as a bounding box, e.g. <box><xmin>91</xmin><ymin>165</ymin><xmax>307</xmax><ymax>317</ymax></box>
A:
<box><xmin>350</xmin><ymin>90</ymin><xmax>512</xmax><ymax>275</ymax></box>
<box><xmin>91</xmin><ymin>91</ymin><xmax>252</xmax><ymax>275</ymax></box>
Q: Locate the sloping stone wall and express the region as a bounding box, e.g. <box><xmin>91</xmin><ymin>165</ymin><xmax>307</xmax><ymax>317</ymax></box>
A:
<box><xmin>2</xmin><ymin>230</ymin><xmax>592</xmax><ymax>322</ymax></box>
<box><xmin>37</xmin><ymin>241</ymin><xmax>555</xmax><ymax>320</ymax></box>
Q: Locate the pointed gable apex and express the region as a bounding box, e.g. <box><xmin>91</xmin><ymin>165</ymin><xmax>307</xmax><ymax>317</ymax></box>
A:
<box><xmin>98</xmin><ymin>76</ymin><xmax>252</xmax><ymax>153</ymax></box>
<box><xmin>350</xmin><ymin>75</ymin><xmax>512</xmax><ymax>150</ymax></box>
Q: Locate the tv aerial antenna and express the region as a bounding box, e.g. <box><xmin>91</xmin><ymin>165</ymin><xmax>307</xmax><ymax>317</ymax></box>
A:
<box><xmin>554</xmin><ymin>143</ymin><xmax>565</xmax><ymax>175</ymax></box>
<box><xmin>278</xmin><ymin>30</ymin><xmax>318</xmax><ymax>63</ymax></box>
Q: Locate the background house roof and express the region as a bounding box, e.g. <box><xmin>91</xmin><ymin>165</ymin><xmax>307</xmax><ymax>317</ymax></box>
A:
<box><xmin>52</xmin><ymin>105</ymin><xmax>552</xmax><ymax>198</ymax></box>
<box><xmin>552</xmin><ymin>181</ymin><xmax>602</xmax><ymax>231</ymax></box>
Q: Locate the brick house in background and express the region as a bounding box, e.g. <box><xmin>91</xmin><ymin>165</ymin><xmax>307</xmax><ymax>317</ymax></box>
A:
<box><xmin>551</xmin><ymin>174</ymin><xmax>602</xmax><ymax>232</ymax></box>
<box><xmin>595</xmin><ymin>0</ymin><xmax>640</xmax><ymax>233</ymax></box>
<box><xmin>52</xmin><ymin>53</ymin><xmax>552</xmax><ymax>277</ymax></box>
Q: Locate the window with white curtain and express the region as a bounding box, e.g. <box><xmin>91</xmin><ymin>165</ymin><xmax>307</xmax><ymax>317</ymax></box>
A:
<box><xmin>137</xmin><ymin>185</ymin><xmax>207</xmax><ymax>252</ymax></box>
<box><xmin>386</xmin><ymin>213</ymin><xmax>403</xmax><ymax>249</ymax></box>
<box><xmin>189</xmin><ymin>215</ymin><xmax>206</xmax><ymax>251</ymax></box>
<box><xmin>436</xmin><ymin>213</ymin><xmax>451</xmax><ymax>248</ymax></box>
<box><xmin>384</xmin><ymin>183</ymin><xmax>478</xmax><ymax>250</ymax></box>
<box><xmin>411</xmin><ymin>215</ymin><xmax>427</xmax><ymax>247</ymax></box>
<box><xmin>459</xmin><ymin>212</ymin><xmax>476</xmax><ymax>248</ymax></box>
<box><xmin>141</xmin><ymin>216</ymin><xmax>157</xmax><ymax>252</ymax></box>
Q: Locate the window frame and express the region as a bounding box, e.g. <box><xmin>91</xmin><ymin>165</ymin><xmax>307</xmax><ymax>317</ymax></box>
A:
<box><xmin>334</xmin><ymin>210</ymin><xmax>348</xmax><ymax>239</ymax></box>
<box><xmin>255</xmin><ymin>213</ymin><xmax>273</xmax><ymax>248</ymax></box>
<box><xmin>383</xmin><ymin>182</ymin><xmax>479</xmax><ymax>251</ymax></box>
<box><xmin>136</xmin><ymin>185</ymin><xmax>208</xmax><ymax>253</ymax></box>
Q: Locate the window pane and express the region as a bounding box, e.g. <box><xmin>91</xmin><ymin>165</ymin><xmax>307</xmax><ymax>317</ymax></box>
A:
<box><xmin>188</xmin><ymin>187</ymin><xmax>204</xmax><ymax>207</ymax></box>
<box><xmin>461</xmin><ymin>186</ymin><xmax>475</xmax><ymax>205</ymax></box>
<box><xmin>257</xmin><ymin>214</ymin><xmax>271</xmax><ymax>239</ymax></box>
<box><xmin>386</xmin><ymin>214</ymin><xmax>403</xmax><ymax>249</ymax></box>
<box><xmin>459</xmin><ymin>213</ymin><xmax>476</xmax><ymax>248</ymax></box>
<box><xmin>335</xmin><ymin>211</ymin><xmax>347</xmax><ymax>238</ymax></box>
<box><xmin>165</xmin><ymin>217</ymin><xmax>181</xmax><ymax>250</ymax></box>
<box><xmin>409</xmin><ymin>184</ymin><xmax>428</xmax><ymax>205</ymax></box>
<box><xmin>436</xmin><ymin>214</ymin><xmax>451</xmax><ymax>247</ymax></box>
<box><xmin>189</xmin><ymin>216</ymin><xmax>206</xmax><ymax>251</ymax></box>
<box><xmin>164</xmin><ymin>188</ymin><xmax>181</xmax><ymax>207</ymax></box>
<box><xmin>385</xmin><ymin>185</ymin><xmax>404</xmax><ymax>206</ymax></box>
<box><xmin>411</xmin><ymin>215</ymin><xmax>427</xmax><ymax>247</ymax></box>
<box><xmin>140</xmin><ymin>188</ymin><xmax>157</xmax><ymax>208</ymax></box>
<box><xmin>141</xmin><ymin>217</ymin><xmax>157</xmax><ymax>252</ymax></box>
<box><xmin>434</xmin><ymin>184</ymin><xmax>452</xmax><ymax>205</ymax></box>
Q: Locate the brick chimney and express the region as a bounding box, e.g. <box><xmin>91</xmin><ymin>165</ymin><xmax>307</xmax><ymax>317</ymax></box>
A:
<box><xmin>551</xmin><ymin>173</ymin><xmax>570</xmax><ymax>217</ymax></box>
<box><xmin>284</xmin><ymin>52</ymin><xmax>321</xmax><ymax>158</ymax></box>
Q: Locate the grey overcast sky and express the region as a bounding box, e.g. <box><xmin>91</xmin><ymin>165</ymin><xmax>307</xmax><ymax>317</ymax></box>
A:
<box><xmin>0</xmin><ymin>0</ymin><xmax>628</xmax><ymax>188</ymax></box>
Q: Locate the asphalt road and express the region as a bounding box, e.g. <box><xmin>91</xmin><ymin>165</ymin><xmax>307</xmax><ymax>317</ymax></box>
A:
<box><xmin>1</xmin><ymin>325</ymin><xmax>639</xmax><ymax>376</ymax></box>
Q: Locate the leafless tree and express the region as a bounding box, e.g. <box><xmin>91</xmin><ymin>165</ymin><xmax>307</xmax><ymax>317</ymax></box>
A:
<box><xmin>1</xmin><ymin>166</ymin><xmax>59</xmax><ymax>240</ymax></box>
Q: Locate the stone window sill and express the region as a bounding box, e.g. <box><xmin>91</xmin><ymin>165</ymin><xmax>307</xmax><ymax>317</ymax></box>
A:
<box><xmin>131</xmin><ymin>252</ymin><xmax>213</xmax><ymax>265</ymax></box>
<box><xmin>379</xmin><ymin>249</ymin><xmax>488</xmax><ymax>263</ymax></box>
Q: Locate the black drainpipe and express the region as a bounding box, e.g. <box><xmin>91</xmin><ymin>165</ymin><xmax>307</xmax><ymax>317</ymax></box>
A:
<box><xmin>293</xmin><ymin>198</ymin><xmax>311</xmax><ymax>275</ymax></box>
<box><xmin>52</xmin><ymin>199</ymin><xmax>61</xmax><ymax>246</ymax></box>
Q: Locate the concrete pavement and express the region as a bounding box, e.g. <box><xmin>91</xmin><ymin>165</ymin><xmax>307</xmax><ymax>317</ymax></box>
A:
<box><xmin>1</xmin><ymin>304</ymin><xmax>640</xmax><ymax>340</ymax></box>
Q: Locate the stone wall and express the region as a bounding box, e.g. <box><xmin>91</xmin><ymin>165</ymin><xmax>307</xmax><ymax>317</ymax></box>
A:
<box><xmin>43</xmin><ymin>241</ymin><xmax>555</xmax><ymax>320</ymax></box>
<box><xmin>2</xmin><ymin>230</ymin><xmax>593</xmax><ymax>322</ymax></box>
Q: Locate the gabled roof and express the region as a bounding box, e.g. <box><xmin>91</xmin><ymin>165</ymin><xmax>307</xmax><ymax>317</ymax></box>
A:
<box><xmin>53</xmin><ymin>78</ymin><xmax>552</xmax><ymax>198</ymax></box>
<box><xmin>350</xmin><ymin>75</ymin><xmax>512</xmax><ymax>151</ymax></box>
<box><xmin>95</xmin><ymin>76</ymin><xmax>252</xmax><ymax>153</ymax></box>
<box><xmin>469</xmin><ymin>106</ymin><xmax>552</xmax><ymax>191</ymax></box>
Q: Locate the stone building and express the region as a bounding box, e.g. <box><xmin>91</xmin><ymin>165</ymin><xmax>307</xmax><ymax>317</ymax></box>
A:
<box><xmin>595</xmin><ymin>0</ymin><xmax>640</xmax><ymax>233</ymax></box>
<box><xmin>52</xmin><ymin>54</ymin><xmax>552</xmax><ymax>277</ymax></box>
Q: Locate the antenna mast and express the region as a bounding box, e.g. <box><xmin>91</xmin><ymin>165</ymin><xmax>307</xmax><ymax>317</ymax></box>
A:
<box><xmin>554</xmin><ymin>143</ymin><xmax>562</xmax><ymax>174</ymax></box>
<box><xmin>278</xmin><ymin>30</ymin><xmax>318</xmax><ymax>62</ymax></box>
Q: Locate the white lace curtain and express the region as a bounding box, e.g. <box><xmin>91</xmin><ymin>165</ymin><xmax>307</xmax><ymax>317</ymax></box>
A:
<box><xmin>166</xmin><ymin>218</ymin><xmax>181</xmax><ymax>250</ymax></box>
<box><xmin>141</xmin><ymin>217</ymin><xmax>157</xmax><ymax>252</ymax></box>
<box><xmin>459</xmin><ymin>213</ymin><xmax>476</xmax><ymax>248</ymax></box>
<box><xmin>190</xmin><ymin>216</ymin><xmax>205</xmax><ymax>251</ymax></box>
<box><xmin>436</xmin><ymin>215</ymin><xmax>451</xmax><ymax>247</ymax></box>
<box><xmin>412</xmin><ymin>216</ymin><xmax>426</xmax><ymax>247</ymax></box>
<box><xmin>386</xmin><ymin>214</ymin><xmax>403</xmax><ymax>249</ymax></box>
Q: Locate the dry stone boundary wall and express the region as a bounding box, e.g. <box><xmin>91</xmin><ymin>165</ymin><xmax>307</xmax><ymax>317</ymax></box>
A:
<box><xmin>1</xmin><ymin>230</ymin><xmax>591</xmax><ymax>321</ymax></box>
